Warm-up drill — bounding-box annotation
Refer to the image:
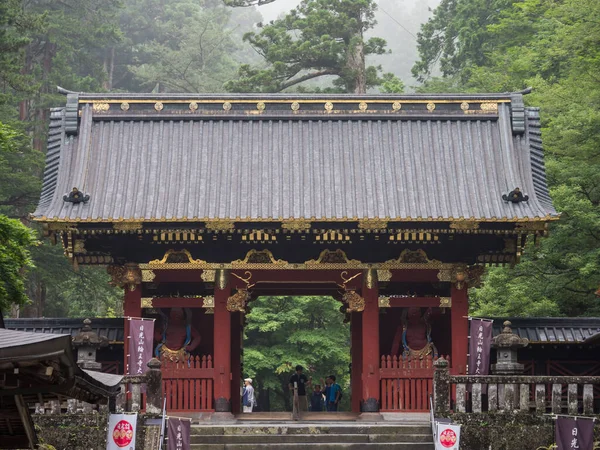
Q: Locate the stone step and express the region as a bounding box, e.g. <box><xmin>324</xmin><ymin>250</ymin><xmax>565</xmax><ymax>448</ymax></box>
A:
<box><xmin>191</xmin><ymin>424</ymin><xmax>432</xmax><ymax>436</ymax></box>
<box><xmin>191</xmin><ymin>433</ymin><xmax>433</xmax><ymax>445</ymax></box>
<box><xmin>191</xmin><ymin>444</ymin><xmax>435</xmax><ymax>450</ymax></box>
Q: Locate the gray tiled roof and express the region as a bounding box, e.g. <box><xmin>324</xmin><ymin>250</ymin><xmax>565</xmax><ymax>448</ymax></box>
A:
<box><xmin>491</xmin><ymin>317</ymin><xmax>600</xmax><ymax>344</ymax></box>
<box><xmin>33</xmin><ymin>93</ymin><xmax>557</xmax><ymax>222</ymax></box>
<box><xmin>4</xmin><ymin>318</ymin><xmax>124</xmax><ymax>343</ymax></box>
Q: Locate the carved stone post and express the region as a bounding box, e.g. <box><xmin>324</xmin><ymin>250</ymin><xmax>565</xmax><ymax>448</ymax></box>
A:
<box><xmin>433</xmin><ymin>357</ymin><xmax>450</xmax><ymax>415</ymax></box>
<box><xmin>145</xmin><ymin>358</ymin><xmax>163</xmax><ymax>415</ymax></box>
<box><xmin>491</xmin><ymin>321</ymin><xmax>529</xmax><ymax>411</ymax></box>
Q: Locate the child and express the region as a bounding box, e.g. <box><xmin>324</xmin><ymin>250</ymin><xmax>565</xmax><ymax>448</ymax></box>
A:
<box><xmin>310</xmin><ymin>384</ymin><xmax>324</xmax><ymax>412</ymax></box>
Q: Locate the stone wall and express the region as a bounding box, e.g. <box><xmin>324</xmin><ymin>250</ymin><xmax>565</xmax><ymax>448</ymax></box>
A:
<box><xmin>33</xmin><ymin>414</ymin><xmax>148</xmax><ymax>450</ymax></box>
<box><xmin>450</xmin><ymin>412</ymin><xmax>600</xmax><ymax>450</ymax></box>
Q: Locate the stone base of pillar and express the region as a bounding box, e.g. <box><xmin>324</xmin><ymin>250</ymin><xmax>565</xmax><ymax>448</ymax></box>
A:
<box><xmin>360</xmin><ymin>398</ymin><xmax>379</xmax><ymax>412</ymax></box>
<box><xmin>357</xmin><ymin>412</ymin><xmax>384</xmax><ymax>422</ymax></box>
<box><xmin>210</xmin><ymin>412</ymin><xmax>236</xmax><ymax>422</ymax></box>
<box><xmin>214</xmin><ymin>397</ymin><xmax>232</xmax><ymax>413</ymax></box>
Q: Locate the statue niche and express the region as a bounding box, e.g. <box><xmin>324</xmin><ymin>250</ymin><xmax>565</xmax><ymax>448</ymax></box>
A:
<box><xmin>391</xmin><ymin>307</ymin><xmax>438</xmax><ymax>359</ymax></box>
<box><xmin>154</xmin><ymin>307</ymin><xmax>201</xmax><ymax>362</ymax></box>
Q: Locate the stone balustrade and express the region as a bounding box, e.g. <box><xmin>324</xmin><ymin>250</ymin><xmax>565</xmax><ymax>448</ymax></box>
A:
<box><xmin>433</xmin><ymin>357</ymin><xmax>600</xmax><ymax>416</ymax></box>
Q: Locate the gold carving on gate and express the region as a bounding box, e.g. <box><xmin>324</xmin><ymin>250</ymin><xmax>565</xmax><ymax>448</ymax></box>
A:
<box><xmin>426</xmin><ymin>102</ymin><xmax>436</xmax><ymax>112</ymax></box>
<box><xmin>189</xmin><ymin>101</ymin><xmax>198</xmax><ymax>112</ymax></box>
<box><xmin>107</xmin><ymin>263</ymin><xmax>142</xmax><ymax>291</ymax></box>
<box><xmin>201</xmin><ymin>269</ymin><xmax>216</xmax><ymax>282</ymax></box>
<box><xmin>305</xmin><ymin>249</ymin><xmax>361</xmax><ymax>266</ymax></box>
<box><xmin>378</xmin><ymin>296</ymin><xmax>391</xmax><ymax>308</ymax></box>
<box><xmin>281</xmin><ymin>218</ymin><xmax>311</xmax><ymax>231</ymax></box>
<box><xmin>223</xmin><ymin>101</ymin><xmax>232</xmax><ymax>111</ymax></box>
<box><xmin>227</xmin><ymin>271</ymin><xmax>255</xmax><ymax>312</ymax></box>
<box><xmin>142</xmin><ymin>269</ymin><xmax>156</xmax><ymax>283</ymax></box>
<box><xmin>480</xmin><ymin>102</ymin><xmax>498</xmax><ymax>112</ymax></box>
<box><xmin>515</xmin><ymin>222</ymin><xmax>547</xmax><ymax>232</ymax></box>
<box><xmin>324</xmin><ymin>101</ymin><xmax>334</xmax><ymax>112</ymax></box>
<box><xmin>73</xmin><ymin>239</ymin><xmax>86</xmax><ymax>254</ymax></box>
<box><xmin>460</xmin><ymin>102</ymin><xmax>469</xmax><ymax>111</ymax></box>
<box><xmin>202</xmin><ymin>295</ymin><xmax>214</xmax><ymax>308</ymax></box>
<box><xmin>358</xmin><ymin>101</ymin><xmax>368</xmax><ymax>111</ymax></box>
<box><xmin>141</xmin><ymin>297</ymin><xmax>154</xmax><ymax>308</ymax></box>
<box><xmin>121</xmin><ymin>102</ymin><xmax>130</xmax><ymax>111</ymax></box>
<box><xmin>358</xmin><ymin>218</ymin><xmax>388</xmax><ymax>230</ymax></box>
<box><xmin>256</xmin><ymin>101</ymin><xmax>266</xmax><ymax>112</ymax></box>
<box><xmin>377</xmin><ymin>269</ymin><xmax>392</xmax><ymax>282</ymax></box>
<box><xmin>343</xmin><ymin>290</ymin><xmax>365</xmax><ymax>312</ymax></box>
<box><xmin>154</xmin><ymin>102</ymin><xmax>164</xmax><ymax>112</ymax></box>
<box><xmin>113</xmin><ymin>222</ymin><xmax>143</xmax><ymax>231</ymax></box>
<box><xmin>449</xmin><ymin>221</ymin><xmax>479</xmax><ymax>231</ymax></box>
<box><xmin>232</xmin><ymin>249</ymin><xmax>288</xmax><ymax>266</ymax></box>
<box><xmin>439</xmin><ymin>297</ymin><xmax>452</xmax><ymax>308</ymax></box>
<box><xmin>365</xmin><ymin>268</ymin><xmax>377</xmax><ymax>289</ymax></box>
<box><xmin>92</xmin><ymin>103</ymin><xmax>110</xmax><ymax>112</ymax></box>
<box><xmin>392</xmin><ymin>101</ymin><xmax>402</xmax><ymax>111</ymax></box>
<box><xmin>149</xmin><ymin>249</ymin><xmax>205</xmax><ymax>265</ymax></box>
<box><xmin>290</xmin><ymin>101</ymin><xmax>300</xmax><ymax>111</ymax></box>
<box><xmin>216</xmin><ymin>269</ymin><xmax>229</xmax><ymax>290</ymax></box>
<box><xmin>227</xmin><ymin>289</ymin><xmax>251</xmax><ymax>312</ymax></box>
<box><xmin>205</xmin><ymin>219</ymin><xmax>235</xmax><ymax>231</ymax></box>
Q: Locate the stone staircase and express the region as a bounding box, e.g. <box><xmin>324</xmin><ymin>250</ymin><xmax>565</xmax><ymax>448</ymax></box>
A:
<box><xmin>189</xmin><ymin>423</ymin><xmax>435</xmax><ymax>449</ymax></box>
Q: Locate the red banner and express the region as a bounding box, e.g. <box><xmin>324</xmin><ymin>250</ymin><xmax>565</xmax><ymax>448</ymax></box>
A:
<box><xmin>556</xmin><ymin>417</ymin><xmax>594</xmax><ymax>450</ymax></box>
<box><xmin>128</xmin><ymin>319</ymin><xmax>154</xmax><ymax>376</ymax></box>
<box><xmin>167</xmin><ymin>417</ymin><xmax>191</xmax><ymax>450</ymax></box>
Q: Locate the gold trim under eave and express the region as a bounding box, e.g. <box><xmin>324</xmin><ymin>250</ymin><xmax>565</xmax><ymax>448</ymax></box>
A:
<box><xmin>34</xmin><ymin>215</ymin><xmax>560</xmax><ymax>224</ymax></box>
<box><xmin>80</xmin><ymin>98</ymin><xmax>513</xmax><ymax>105</ymax></box>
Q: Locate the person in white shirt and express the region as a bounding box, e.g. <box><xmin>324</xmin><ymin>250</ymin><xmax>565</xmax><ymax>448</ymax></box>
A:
<box><xmin>242</xmin><ymin>378</ymin><xmax>256</xmax><ymax>413</ymax></box>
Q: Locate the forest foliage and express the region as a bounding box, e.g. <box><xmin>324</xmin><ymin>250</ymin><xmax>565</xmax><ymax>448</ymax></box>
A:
<box><xmin>412</xmin><ymin>0</ymin><xmax>600</xmax><ymax>316</ymax></box>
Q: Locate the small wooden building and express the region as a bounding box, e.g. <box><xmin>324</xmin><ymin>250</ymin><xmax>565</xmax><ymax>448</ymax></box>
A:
<box><xmin>31</xmin><ymin>90</ymin><xmax>557</xmax><ymax>414</ymax></box>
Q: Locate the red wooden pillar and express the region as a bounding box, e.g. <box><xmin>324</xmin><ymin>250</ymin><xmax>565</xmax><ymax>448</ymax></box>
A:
<box><xmin>351</xmin><ymin>312</ymin><xmax>363</xmax><ymax>413</ymax></box>
<box><xmin>361</xmin><ymin>269</ymin><xmax>380</xmax><ymax>413</ymax></box>
<box><xmin>230</xmin><ymin>312</ymin><xmax>242</xmax><ymax>414</ymax></box>
<box><xmin>450</xmin><ymin>284</ymin><xmax>469</xmax><ymax>375</ymax></box>
<box><xmin>213</xmin><ymin>270</ymin><xmax>232</xmax><ymax>413</ymax></box>
<box><xmin>123</xmin><ymin>284</ymin><xmax>142</xmax><ymax>375</ymax></box>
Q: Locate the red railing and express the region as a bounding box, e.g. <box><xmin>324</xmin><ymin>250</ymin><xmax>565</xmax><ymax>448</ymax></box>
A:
<box><xmin>380</xmin><ymin>354</ymin><xmax>448</xmax><ymax>412</ymax></box>
<box><xmin>160</xmin><ymin>355</ymin><xmax>214</xmax><ymax>412</ymax></box>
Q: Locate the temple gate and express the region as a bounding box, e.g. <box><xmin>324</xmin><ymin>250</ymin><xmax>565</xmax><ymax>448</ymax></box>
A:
<box><xmin>33</xmin><ymin>90</ymin><xmax>557</xmax><ymax>416</ymax></box>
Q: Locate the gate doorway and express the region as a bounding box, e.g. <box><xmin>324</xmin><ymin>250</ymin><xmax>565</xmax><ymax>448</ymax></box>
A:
<box><xmin>240</xmin><ymin>296</ymin><xmax>351</xmax><ymax>414</ymax></box>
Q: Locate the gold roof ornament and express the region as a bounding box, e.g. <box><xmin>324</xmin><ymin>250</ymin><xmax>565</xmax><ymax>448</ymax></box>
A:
<box><xmin>305</xmin><ymin>249</ymin><xmax>361</xmax><ymax>266</ymax></box>
<box><xmin>232</xmin><ymin>249</ymin><xmax>288</xmax><ymax>266</ymax></box>
<box><xmin>281</xmin><ymin>218</ymin><xmax>311</xmax><ymax>231</ymax></box>
<box><xmin>154</xmin><ymin>101</ymin><xmax>164</xmax><ymax>111</ymax></box>
<box><xmin>358</xmin><ymin>218</ymin><xmax>388</xmax><ymax>230</ymax></box>
<box><xmin>358</xmin><ymin>101</ymin><xmax>368</xmax><ymax>112</ymax></box>
<box><xmin>392</xmin><ymin>101</ymin><xmax>402</xmax><ymax>111</ymax></box>
<box><xmin>189</xmin><ymin>101</ymin><xmax>198</xmax><ymax>111</ymax></box>
<box><xmin>121</xmin><ymin>102</ymin><xmax>130</xmax><ymax>111</ymax></box>
<box><xmin>92</xmin><ymin>103</ymin><xmax>110</xmax><ymax>112</ymax></box>
<box><xmin>149</xmin><ymin>249</ymin><xmax>205</xmax><ymax>265</ymax></box>
<box><xmin>291</xmin><ymin>101</ymin><xmax>300</xmax><ymax>111</ymax></box>
<box><xmin>223</xmin><ymin>101</ymin><xmax>232</xmax><ymax>111</ymax></box>
<box><xmin>205</xmin><ymin>219</ymin><xmax>235</xmax><ymax>231</ymax></box>
<box><xmin>324</xmin><ymin>101</ymin><xmax>334</xmax><ymax>112</ymax></box>
<box><xmin>426</xmin><ymin>102</ymin><xmax>436</xmax><ymax>112</ymax></box>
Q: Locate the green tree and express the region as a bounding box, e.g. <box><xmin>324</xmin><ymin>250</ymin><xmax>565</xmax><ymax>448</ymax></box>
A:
<box><xmin>225</xmin><ymin>0</ymin><xmax>390</xmax><ymax>93</ymax></box>
<box><xmin>416</xmin><ymin>0</ymin><xmax>600</xmax><ymax>316</ymax></box>
<box><xmin>0</xmin><ymin>214</ymin><xmax>37</xmax><ymax>311</ymax></box>
<box><xmin>244</xmin><ymin>296</ymin><xmax>350</xmax><ymax>411</ymax></box>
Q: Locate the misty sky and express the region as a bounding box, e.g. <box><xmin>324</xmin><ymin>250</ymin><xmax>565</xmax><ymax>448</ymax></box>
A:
<box><xmin>255</xmin><ymin>0</ymin><xmax>441</xmax><ymax>88</ymax></box>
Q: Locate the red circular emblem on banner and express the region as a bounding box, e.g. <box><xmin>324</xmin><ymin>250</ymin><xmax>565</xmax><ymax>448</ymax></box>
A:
<box><xmin>112</xmin><ymin>420</ymin><xmax>134</xmax><ymax>447</ymax></box>
<box><xmin>439</xmin><ymin>428</ymin><xmax>457</xmax><ymax>448</ymax></box>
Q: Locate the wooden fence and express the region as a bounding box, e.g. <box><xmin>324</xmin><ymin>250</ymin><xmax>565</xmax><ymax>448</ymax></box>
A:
<box><xmin>160</xmin><ymin>355</ymin><xmax>214</xmax><ymax>412</ymax></box>
<box><xmin>380</xmin><ymin>354</ymin><xmax>448</xmax><ymax>412</ymax></box>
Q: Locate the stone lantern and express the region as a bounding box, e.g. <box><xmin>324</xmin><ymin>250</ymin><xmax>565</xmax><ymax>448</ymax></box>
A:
<box><xmin>491</xmin><ymin>320</ymin><xmax>529</xmax><ymax>375</ymax></box>
<box><xmin>72</xmin><ymin>318</ymin><xmax>109</xmax><ymax>371</ymax></box>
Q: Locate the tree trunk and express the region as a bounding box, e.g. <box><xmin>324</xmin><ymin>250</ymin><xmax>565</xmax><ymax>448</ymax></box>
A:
<box><xmin>103</xmin><ymin>47</ymin><xmax>115</xmax><ymax>91</ymax></box>
<box><xmin>346</xmin><ymin>35</ymin><xmax>366</xmax><ymax>94</ymax></box>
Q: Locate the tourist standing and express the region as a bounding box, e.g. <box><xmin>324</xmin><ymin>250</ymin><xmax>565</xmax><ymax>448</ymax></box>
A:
<box><xmin>322</xmin><ymin>375</ymin><xmax>341</xmax><ymax>412</ymax></box>
<box><xmin>289</xmin><ymin>365</ymin><xmax>311</xmax><ymax>411</ymax></box>
<box><xmin>242</xmin><ymin>378</ymin><xmax>255</xmax><ymax>413</ymax></box>
<box><xmin>310</xmin><ymin>384</ymin><xmax>324</xmax><ymax>412</ymax></box>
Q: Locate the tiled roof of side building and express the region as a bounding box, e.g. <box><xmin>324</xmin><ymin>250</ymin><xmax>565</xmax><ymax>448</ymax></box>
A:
<box><xmin>491</xmin><ymin>317</ymin><xmax>600</xmax><ymax>344</ymax></box>
<box><xmin>4</xmin><ymin>317</ymin><xmax>124</xmax><ymax>343</ymax></box>
<box><xmin>32</xmin><ymin>91</ymin><xmax>557</xmax><ymax>224</ymax></box>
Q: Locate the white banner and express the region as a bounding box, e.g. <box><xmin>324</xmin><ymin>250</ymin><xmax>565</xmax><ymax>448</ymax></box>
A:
<box><xmin>435</xmin><ymin>422</ymin><xmax>461</xmax><ymax>450</ymax></box>
<box><xmin>106</xmin><ymin>413</ymin><xmax>137</xmax><ymax>450</ymax></box>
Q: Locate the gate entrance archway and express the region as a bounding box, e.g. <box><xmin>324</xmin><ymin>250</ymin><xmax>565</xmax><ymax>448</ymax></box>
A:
<box><xmin>33</xmin><ymin>91</ymin><xmax>557</xmax><ymax>418</ymax></box>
